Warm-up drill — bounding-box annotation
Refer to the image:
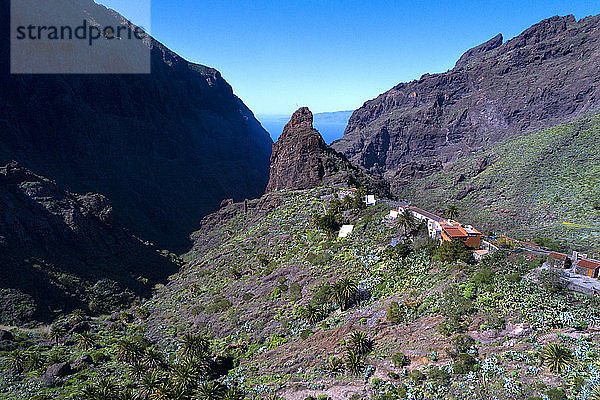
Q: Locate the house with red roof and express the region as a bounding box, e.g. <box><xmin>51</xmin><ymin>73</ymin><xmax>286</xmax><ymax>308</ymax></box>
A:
<box><xmin>440</xmin><ymin>221</ymin><xmax>482</xmax><ymax>249</ymax></box>
<box><xmin>574</xmin><ymin>258</ymin><xmax>600</xmax><ymax>279</ymax></box>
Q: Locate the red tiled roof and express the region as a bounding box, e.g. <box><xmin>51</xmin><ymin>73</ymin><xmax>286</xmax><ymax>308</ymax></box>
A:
<box><xmin>548</xmin><ymin>252</ymin><xmax>568</xmax><ymax>261</ymax></box>
<box><xmin>576</xmin><ymin>259</ymin><xmax>600</xmax><ymax>270</ymax></box>
<box><xmin>442</xmin><ymin>225</ymin><xmax>468</xmax><ymax>238</ymax></box>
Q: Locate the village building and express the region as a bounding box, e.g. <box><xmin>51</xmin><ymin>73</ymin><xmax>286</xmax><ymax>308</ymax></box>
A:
<box><xmin>389</xmin><ymin>209</ymin><xmax>399</xmax><ymax>219</ymax></box>
<box><xmin>440</xmin><ymin>221</ymin><xmax>482</xmax><ymax>249</ymax></box>
<box><xmin>403</xmin><ymin>206</ymin><xmax>446</xmax><ymax>241</ymax></box>
<box><xmin>337</xmin><ymin>188</ymin><xmax>357</xmax><ymax>200</ymax></box>
<box><xmin>364</xmin><ymin>194</ymin><xmax>376</xmax><ymax>206</ymax></box>
<box><xmin>546</xmin><ymin>252</ymin><xmax>571</xmax><ymax>268</ymax></box>
<box><xmin>338</xmin><ymin>224</ymin><xmax>354</xmax><ymax>238</ymax></box>
<box><xmin>574</xmin><ymin>258</ymin><xmax>600</xmax><ymax>278</ymax></box>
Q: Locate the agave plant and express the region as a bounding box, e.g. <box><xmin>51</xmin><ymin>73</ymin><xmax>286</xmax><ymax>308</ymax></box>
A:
<box><xmin>344</xmin><ymin>350</ymin><xmax>364</xmax><ymax>375</ymax></box>
<box><xmin>539</xmin><ymin>343</ymin><xmax>575</xmax><ymax>373</ymax></box>
<box><xmin>331</xmin><ymin>278</ymin><xmax>358</xmax><ymax>311</ymax></box>
<box><xmin>80</xmin><ymin>377</ymin><xmax>118</xmax><ymax>400</ymax></box>
<box><xmin>117</xmin><ymin>338</ymin><xmax>145</xmax><ymax>363</ymax></box>
<box><xmin>139</xmin><ymin>370</ymin><xmax>165</xmax><ymax>400</ymax></box>
<box><xmin>346</xmin><ymin>331</ymin><xmax>373</xmax><ymax>356</ymax></box>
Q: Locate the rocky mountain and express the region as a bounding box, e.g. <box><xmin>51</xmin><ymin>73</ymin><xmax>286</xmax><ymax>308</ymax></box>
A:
<box><xmin>0</xmin><ymin>0</ymin><xmax>273</xmax><ymax>251</ymax></box>
<box><xmin>0</xmin><ymin>162</ymin><xmax>178</xmax><ymax>323</ymax></box>
<box><xmin>266</xmin><ymin>108</ymin><xmax>388</xmax><ymax>194</ymax></box>
<box><xmin>332</xmin><ymin>14</ymin><xmax>600</xmax><ymax>185</ymax></box>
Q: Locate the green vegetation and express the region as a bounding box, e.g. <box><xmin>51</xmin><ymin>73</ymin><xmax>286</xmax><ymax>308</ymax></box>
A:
<box><xmin>2</xmin><ymin>187</ymin><xmax>600</xmax><ymax>400</ymax></box>
<box><xmin>399</xmin><ymin>114</ymin><xmax>600</xmax><ymax>252</ymax></box>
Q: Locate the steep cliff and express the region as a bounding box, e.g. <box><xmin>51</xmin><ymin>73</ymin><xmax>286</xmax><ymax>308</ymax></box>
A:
<box><xmin>0</xmin><ymin>162</ymin><xmax>178</xmax><ymax>323</ymax></box>
<box><xmin>266</xmin><ymin>108</ymin><xmax>388</xmax><ymax>194</ymax></box>
<box><xmin>0</xmin><ymin>0</ymin><xmax>272</xmax><ymax>251</ymax></box>
<box><xmin>332</xmin><ymin>15</ymin><xmax>600</xmax><ymax>185</ymax></box>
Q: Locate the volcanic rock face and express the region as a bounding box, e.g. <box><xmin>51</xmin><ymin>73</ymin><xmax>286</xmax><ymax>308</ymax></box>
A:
<box><xmin>266</xmin><ymin>108</ymin><xmax>388</xmax><ymax>194</ymax></box>
<box><xmin>0</xmin><ymin>162</ymin><xmax>177</xmax><ymax>323</ymax></box>
<box><xmin>332</xmin><ymin>15</ymin><xmax>600</xmax><ymax>182</ymax></box>
<box><xmin>0</xmin><ymin>0</ymin><xmax>272</xmax><ymax>251</ymax></box>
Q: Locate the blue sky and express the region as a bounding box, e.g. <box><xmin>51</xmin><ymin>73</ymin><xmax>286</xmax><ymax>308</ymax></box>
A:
<box><xmin>100</xmin><ymin>1</ymin><xmax>599</xmax><ymax>115</ymax></box>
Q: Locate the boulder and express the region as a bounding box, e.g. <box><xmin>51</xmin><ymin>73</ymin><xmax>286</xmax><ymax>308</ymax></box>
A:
<box><xmin>43</xmin><ymin>362</ymin><xmax>72</xmax><ymax>385</ymax></box>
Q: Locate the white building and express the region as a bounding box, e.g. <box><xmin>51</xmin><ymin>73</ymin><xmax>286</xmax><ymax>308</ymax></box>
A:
<box><xmin>401</xmin><ymin>206</ymin><xmax>446</xmax><ymax>241</ymax></box>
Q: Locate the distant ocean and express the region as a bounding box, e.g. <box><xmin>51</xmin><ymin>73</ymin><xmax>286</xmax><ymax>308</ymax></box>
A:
<box><xmin>257</xmin><ymin>110</ymin><xmax>353</xmax><ymax>144</ymax></box>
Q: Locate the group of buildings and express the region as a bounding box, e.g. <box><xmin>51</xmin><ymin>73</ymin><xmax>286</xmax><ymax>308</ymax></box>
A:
<box><xmin>547</xmin><ymin>251</ymin><xmax>600</xmax><ymax>279</ymax></box>
<box><xmin>388</xmin><ymin>206</ymin><xmax>492</xmax><ymax>259</ymax></box>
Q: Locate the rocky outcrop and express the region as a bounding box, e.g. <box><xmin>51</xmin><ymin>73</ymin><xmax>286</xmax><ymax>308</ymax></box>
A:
<box><xmin>0</xmin><ymin>162</ymin><xmax>177</xmax><ymax>323</ymax></box>
<box><xmin>0</xmin><ymin>0</ymin><xmax>272</xmax><ymax>251</ymax></box>
<box><xmin>332</xmin><ymin>14</ymin><xmax>600</xmax><ymax>185</ymax></box>
<box><xmin>266</xmin><ymin>108</ymin><xmax>388</xmax><ymax>194</ymax></box>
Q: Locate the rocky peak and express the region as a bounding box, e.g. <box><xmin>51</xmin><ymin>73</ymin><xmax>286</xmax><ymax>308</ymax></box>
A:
<box><xmin>455</xmin><ymin>33</ymin><xmax>503</xmax><ymax>69</ymax></box>
<box><xmin>266</xmin><ymin>108</ymin><xmax>389</xmax><ymax>194</ymax></box>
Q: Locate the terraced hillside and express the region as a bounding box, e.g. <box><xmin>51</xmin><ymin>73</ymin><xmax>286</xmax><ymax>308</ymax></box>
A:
<box><xmin>396</xmin><ymin>114</ymin><xmax>600</xmax><ymax>253</ymax></box>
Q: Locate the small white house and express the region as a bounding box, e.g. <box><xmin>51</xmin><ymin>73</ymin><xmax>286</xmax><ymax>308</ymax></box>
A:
<box><xmin>389</xmin><ymin>210</ymin><xmax>399</xmax><ymax>219</ymax></box>
<box><xmin>364</xmin><ymin>195</ymin><xmax>376</xmax><ymax>206</ymax></box>
<box><xmin>338</xmin><ymin>225</ymin><xmax>354</xmax><ymax>238</ymax></box>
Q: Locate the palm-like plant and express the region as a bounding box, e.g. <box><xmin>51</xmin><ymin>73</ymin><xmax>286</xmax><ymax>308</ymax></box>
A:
<box><xmin>171</xmin><ymin>357</ymin><xmax>199</xmax><ymax>393</ymax></box>
<box><xmin>181</xmin><ymin>333</ymin><xmax>211</xmax><ymax>359</ymax></box>
<box><xmin>590</xmin><ymin>386</ymin><xmax>600</xmax><ymax>400</ymax></box>
<box><xmin>49</xmin><ymin>324</ymin><xmax>66</xmax><ymax>345</ymax></box>
<box><xmin>398</xmin><ymin>209</ymin><xmax>416</xmax><ymax>236</ymax></box>
<box><xmin>139</xmin><ymin>370</ymin><xmax>164</xmax><ymax>400</ymax></box>
<box><xmin>127</xmin><ymin>361</ymin><xmax>147</xmax><ymax>381</ymax></box>
<box><xmin>344</xmin><ymin>350</ymin><xmax>364</xmax><ymax>375</ymax></box>
<box><xmin>117</xmin><ymin>388</ymin><xmax>137</xmax><ymax>400</ymax></box>
<box><xmin>80</xmin><ymin>377</ymin><xmax>118</xmax><ymax>400</ymax></box>
<box><xmin>143</xmin><ymin>346</ymin><xmax>165</xmax><ymax>370</ymax></box>
<box><xmin>327</xmin><ymin>356</ymin><xmax>345</xmax><ymax>375</ymax></box>
<box><xmin>346</xmin><ymin>331</ymin><xmax>374</xmax><ymax>355</ymax></box>
<box><xmin>8</xmin><ymin>349</ymin><xmax>27</xmax><ymax>372</ymax></box>
<box><xmin>117</xmin><ymin>338</ymin><xmax>145</xmax><ymax>363</ymax></box>
<box><xmin>76</xmin><ymin>332</ymin><xmax>95</xmax><ymax>350</ymax></box>
<box><xmin>26</xmin><ymin>350</ymin><xmax>44</xmax><ymax>371</ymax></box>
<box><xmin>195</xmin><ymin>381</ymin><xmax>225</xmax><ymax>400</ymax></box>
<box><xmin>445</xmin><ymin>205</ymin><xmax>459</xmax><ymax>220</ymax></box>
<box><xmin>301</xmin><ymin>304</ymin><xmax>325</xmax><ymax>324</ymax></box>
<box><xmin>222</xmin><ymin>387</ymin><xmax>245</xmax><ymax>400</ymax></box>
<box><xmin>331</xmin><ymin>278</ymin><xmax>358</xmax><ymax>311</ymax></box>
<box><xmin>539</xmin><ymin>343</ymin><xmax>575</xmax><ymax>373</ymax></box>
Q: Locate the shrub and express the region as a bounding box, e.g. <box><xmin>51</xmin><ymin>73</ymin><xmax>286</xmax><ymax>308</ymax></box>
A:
<box><xmin>539</xmin><ymin>269</ymin><xmax>564</xmax><ymax>293</ymax></box>
<box><xmin>545</xmin><ymin>388</ymin><xmax>567</xmax><ymax>400</ymax></box>
<box><xmin>408</xmin><ymin>369</ymin><xmax>424</xmax><ymax>383</ymax></box>
<box><xmin>450</xmin><ymin>334</ymin><xmax>476</xmax><ymax>356</ymax></box>
<box><xmin>452</xmin><ymin>353</ymin><xmax>477</xmax><ymax>374</ymax></box>
<box><xmin>206</xmin><ymin>296</ymin><xmax>232</xmax><ymax>313</ymax></box>
<box><xmin>300</xmin><ymin>329</ymin><xmax>313</xmax><ymax>340</ymax></box>
<box><xmin>289</xmin><ymin>283</ymin><xmax>303</xmax><ymax>301</ymax></box>
<box><xmin>427</xmin><ymin>366</ymin><xmax>450</xmax><ymax>386</ymax></box>
<box><xmin>327</xmin><ymin>356</ymin><xmax>345</xmax><ymax>375</ymax></box>
<box><xmin>472</xmin><ymin>267</ymin><xmax>494</xmax><ymax>286</ymax></box>
<box><xmin>317</xmin><ymin>213</ymin><xmax>340</xmax><ymax>235</ymax></box>
<box><xmin>306</xmin><ymin>252</ymin><xmax>332</xmax><ymax>265</ymax></box>
<box><xmin>392</xmin><ymin>352</ymin><xmax>409</xmax><ymax>367</ymax></box>
<box><xmin>386</xmin><ymin>301</ymin><xmax>406</xmax><ymax>324</ymax></box>
<box><xmin>437</xmin><ymin>240</ymin><xmax>474</xmax><ymax>264</ymax></box>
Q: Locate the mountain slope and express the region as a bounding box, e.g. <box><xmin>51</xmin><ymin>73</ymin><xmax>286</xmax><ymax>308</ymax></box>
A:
<box><xmin>266</xmin><ymin>108</ymin><xmax>389</xmax><ymax>194</ymax></box>
<box><xmin>397</xmin><ymin>114</ymin><xmax>600</xmax><ymax>251</ymax></box>
<box><xmin>0</xmin><ymin>0</ymin><xmax>272</xmax><ymax>251</ymax></box>
<box><xmin>0</xmin><ymin>162</ymin><xmax>178</xmax><ymax>324</ymax></box>
<box><xmin>331</xmin><ymin>14</ymin><xmax>600</xmax><ymax>180</ymax></box>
